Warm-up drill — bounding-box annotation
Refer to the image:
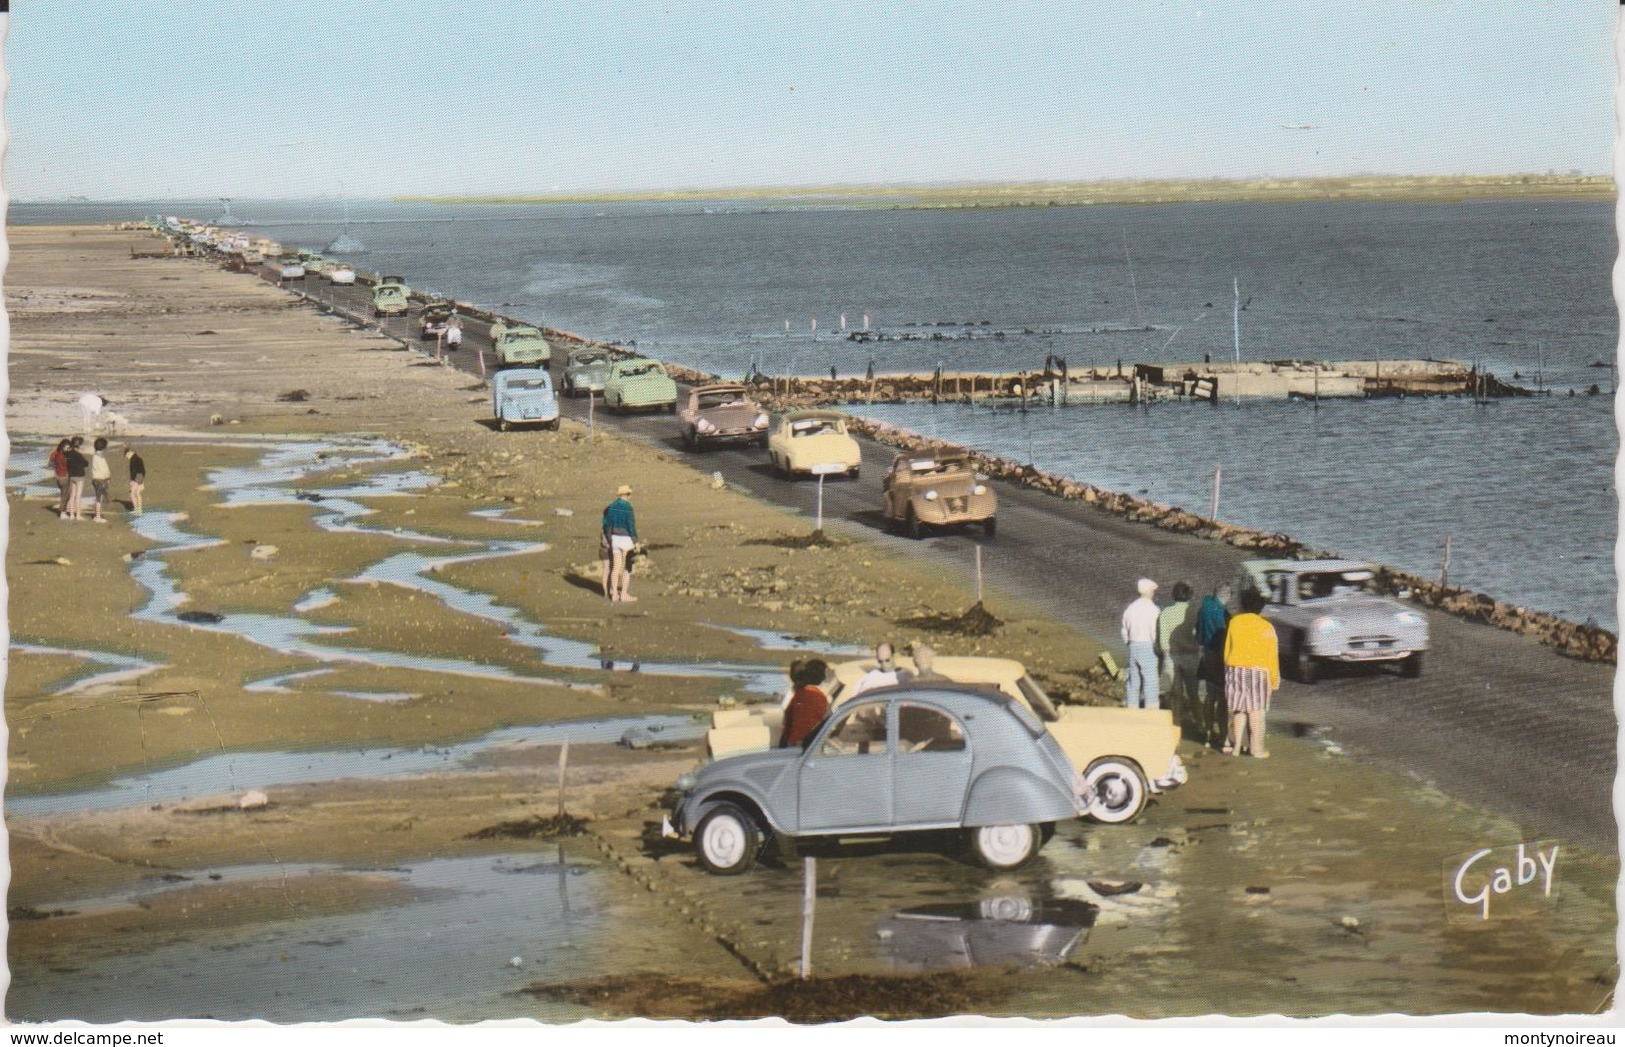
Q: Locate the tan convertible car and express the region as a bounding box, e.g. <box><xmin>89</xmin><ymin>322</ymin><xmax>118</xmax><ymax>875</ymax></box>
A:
<box><xmin>705</xmin><ymin>655</ymin><xmax>1186</xmax><ymax>824</ymax></box>
<box><xmin>882</xmin><ymin>451</ymin><xmax>997</xmax><ymax>538</ymax></box>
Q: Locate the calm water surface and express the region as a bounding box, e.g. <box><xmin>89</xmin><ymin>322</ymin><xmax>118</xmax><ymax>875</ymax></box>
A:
<box><xmin>17</xmin><ymin>198</ymin><xmax>1617</xmax><ymax>626</ymax></box>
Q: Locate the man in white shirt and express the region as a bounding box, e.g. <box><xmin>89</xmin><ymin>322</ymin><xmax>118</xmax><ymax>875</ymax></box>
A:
<box><xmin>1121</xmin><ymin>578</ymin><xmax>1162</xmax><ymax>710</ymax></box>
<box><xmin>848</xmin><ymin>641</ymin><xmax>912</xmax><ymax>697</ymax></box>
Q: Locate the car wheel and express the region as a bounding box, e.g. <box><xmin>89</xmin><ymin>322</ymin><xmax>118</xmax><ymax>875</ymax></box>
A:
<box><xmin>983</xmin><ymin>517</ymin><xmax>997</xmax><ymax>538</ymax></box>
<box><xmin>547</xmin><ymin>419</ymin><xmax>560</xmax><ymax>432</ymax></box>
<box><xmin>968</xmin><ymin>823</ymin><xmax>1040</xmax><ymax>871</ymax></box>
<box><xmin>695</xmin><ymin>802</ymin><xmax>763</xmax><ymax>876</ymax></box>
<box><xmin>497</xmin><ymin>417</ymin><xmax>510</xmax><ymax>433</ymax></box>
<box><xmin>1400</xmin><ymin>651</ymin><xmax>1424</xmax><ymax>678</ymax></box>
<box><xmin>907</xmin><ymin>507</ymin><xmax>923</xmax><ymax>540</ymax></box>
<box><xmin>1293</xmin><ymin>639</ymin><xmax>1319</xmax><ymax>685</ymax></box>
<box><xmin>1083</xmin><ymin>757</ymin><xmax>1149</xmax><ymax>825</ymax></box>
<box><xmin>848</xmin><ymin>466</ymin><xmax>860</xmax><ymax>480</ymax></box>
<box><xmin>683</xmin><ymin>428</ymin><xmax>697</xmax><ymax>450</ymax></box>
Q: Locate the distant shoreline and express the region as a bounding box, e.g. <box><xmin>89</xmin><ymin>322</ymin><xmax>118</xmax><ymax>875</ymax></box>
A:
<box><xmin>396</xmin><ymin>173</ymin><xmax>1614</xmax><ymax>209</ymax></box>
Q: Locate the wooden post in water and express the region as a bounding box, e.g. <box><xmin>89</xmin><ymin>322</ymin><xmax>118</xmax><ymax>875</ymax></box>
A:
<box><xmin>799</xmin><ymin>857</ymin><xmax>816</xmax><ymax>980</ymax></box>
<box><xmin>1439</xmin><ymin>535</ymin><xmax>1453</xmax><ymax>589</ymax></box>
<box><xmin>1211</xmin><ymin>466</ymin><xmax>1222</xmax><ymax>521</ymax></box>
<box><xmin>557</xmin><ymin>742</ymin><xmax>570</xmax><ymax>819</ymax></box>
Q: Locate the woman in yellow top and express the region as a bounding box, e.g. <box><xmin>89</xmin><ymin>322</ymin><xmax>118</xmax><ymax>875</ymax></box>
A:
<box><xmin>1223</xmin><ymin>590</ymin><xmax>1280</xmax><ymax>758</ymax></box>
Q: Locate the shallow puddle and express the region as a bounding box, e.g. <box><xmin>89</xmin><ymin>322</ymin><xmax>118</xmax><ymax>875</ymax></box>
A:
<box><xmin>8</xmin><ymin>713</ymin><xmax>704</xmax><ymax>818</ymax></box>
<box><xmin>9</xmin><ymin>852</ymin><xmax>611</xmax><ymax>1023</ymax></box>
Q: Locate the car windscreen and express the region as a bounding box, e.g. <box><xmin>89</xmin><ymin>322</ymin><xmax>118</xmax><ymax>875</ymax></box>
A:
<box><xmin>505</xmin><ymin>378</ymin><xmax>550</xmax><ymax>390</ymax></box>
<box><xmin>1015</xmin><ymin>676</ymin><xmax>1060</xmax><ymax>722</ymax></box>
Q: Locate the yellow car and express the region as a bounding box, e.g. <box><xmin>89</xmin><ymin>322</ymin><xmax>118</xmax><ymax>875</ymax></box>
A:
<box><xmin>705</xmin><ymin>655</ymin><xmax>1185</xmax><ymax>824</ymax></box>
<box><xmin>766</xmin><ymin>409</ymin><xmax>862</xmax><ymax>480</ymax></box>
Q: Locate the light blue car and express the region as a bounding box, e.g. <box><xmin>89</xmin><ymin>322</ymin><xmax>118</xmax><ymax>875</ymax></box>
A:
<box><xmin>492</xmin><ymin>369</ymin><xmax>560</xmax><ymax>432</ymax></box>
<box><xmin>664</xmin><ymin>684</ymin><xmax>1086</xmax><ymax>875</ymax></box>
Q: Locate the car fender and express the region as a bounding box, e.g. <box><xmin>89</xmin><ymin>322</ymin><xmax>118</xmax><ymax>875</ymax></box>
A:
<box><xmin>1050</xmin><ymin>707</ymin><xmax>1179</xmax><ymax>776</ymax></box>
<box><xmin>684</xmin><ymin>787</ymin><xmax>784</xmax><ymax>837</ymax></box>
<box><xmin>961</xmin><ymin>765</ymin><xmax>1080</xmax><ymax>827</ymax></box>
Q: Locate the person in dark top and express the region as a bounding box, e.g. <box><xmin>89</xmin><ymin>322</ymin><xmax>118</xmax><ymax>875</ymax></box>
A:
<box><xmin>779</xmin><ymin>659</ymin><xmax>831</xmax><ymax>749</ymax></box>
<box><xmin>1193</xmin><ymin>583</ymin><xmax>1233</xmax><ymax>748</ymax></box>
<box><xmin>48</xmin><ymin>439</ymin><xmax>71</xmax><ymax>516</ymax></box>
<box><xmin>125</xmin><ymin>446</ymin><xmax>146</xmax><ymax>515</ymax></box>
<box><xmin>62</xmin><ymin>437</ymin><xmax>89</xmax><ymax>521</ymax></box>
<box><xmin>601</xmin><ymin>484</ymin><xmax>639</xmax><ymax>603</ymax></box>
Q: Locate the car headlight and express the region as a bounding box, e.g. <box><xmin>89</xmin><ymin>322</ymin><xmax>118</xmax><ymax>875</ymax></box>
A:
<box><xmin>1311</xmin><ymin>616</ymin><xmax>1342</xmax><ymax>634</ymax></box>
<box><xmin>1394</xmin><ymin>611</ymin><xmax>1425</xmax><ymax>626</ymax></box>
<box><xmin>972</xmin><ymin>484</ymin><xmax>987</xmax><ymax>495</ymax></box>
<box><xmin>674</xmin><ymin>771</ymin><xmax>697</xmax><ymax>793</ymax></box>
<box><xmin>696</xmin><ymin>418</ymin><xmax>717</xmax><ymax>433</ymax></box>
<box><xmin>754</xmin><ymin>413</ymin><xmax>769</xmax><ymax>428</ymax></box>
<box><xmin>924</xmin><ymin>490</ymin><xmax>939</xmax><ymax>501</ymax></box>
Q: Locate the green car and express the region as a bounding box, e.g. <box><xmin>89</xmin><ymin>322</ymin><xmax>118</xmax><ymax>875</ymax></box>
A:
<box><xmin>371</xmin><ymin>276</ymin><xmax>410</xmax><ymax>317</ymax></box>
<box><xmin>603</xmin><ymin>358</ymin><xmax>679</xmax><ymax>413</ymax></box>
<box><xmin>493</xmin><ymin>324</ymin><xmax>551</xmax><ymax>369</ymax></box>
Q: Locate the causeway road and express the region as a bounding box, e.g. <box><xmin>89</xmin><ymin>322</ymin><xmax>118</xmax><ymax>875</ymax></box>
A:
<box><xmin>282</xmin><ymin>268</ymin><xmax>1619</xmax><ymax>856</ymax></box>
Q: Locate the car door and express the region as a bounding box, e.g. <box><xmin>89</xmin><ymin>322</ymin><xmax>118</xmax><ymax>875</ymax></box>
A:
<box><xmin>798</xmin><ymin>700</ymin><xmax>893</xmax><ymax>832</ymax></box>
<box><xmin>893</xmin><ymin>701</ymin><xmax>973</xmax><ymax>827</ymax></box>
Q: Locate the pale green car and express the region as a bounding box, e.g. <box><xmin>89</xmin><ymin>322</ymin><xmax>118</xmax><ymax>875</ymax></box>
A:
<box><xmin>371</xmin><ymin>276</ymin><xmax>410</xmax><ymax>317</ymax></box>
<box><xmin>493</xmin><ymin>325</ymin><xmax>551</xmax><ymax>369</ymax></box>
<box><xmin>603</xmin><ymin>359</ymin><xmax>678</xmax><ymax>413</ymax></box>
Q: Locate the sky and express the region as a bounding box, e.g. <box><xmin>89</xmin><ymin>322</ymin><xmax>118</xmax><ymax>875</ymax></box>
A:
<box><xmin>3</xmin><ymin>1</ymin><xmax>1616</xmax><ymax>200</ymax></box>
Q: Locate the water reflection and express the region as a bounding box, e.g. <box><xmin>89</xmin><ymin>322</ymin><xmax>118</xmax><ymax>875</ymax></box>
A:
<box><xmin>876</xmin><ymin>896</ymin><xmax>1098</xmax><ymax>971</ymax></box>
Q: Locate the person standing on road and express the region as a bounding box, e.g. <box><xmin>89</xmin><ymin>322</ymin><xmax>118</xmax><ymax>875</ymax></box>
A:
<box><xmin>88</xmin><ymin>437</ymin><xmax>112</xmax><ymax>523</ymax></box>
<box><xmin>1157</xmin><ymin>581</ymin><xmax>1200</xmax><ymax>727</ymax></box>
<box><xmin>1223</xmin><ymin>590</ymin><xmax>1280</xmax><ymax>758</ymax></box>
<box><xmin>1121</xmin><ymin>578</ymin><xmax>1161</xmax><ymax>709</ymax></box>
<box><xmin>1194</xmin><ymin>582</ymin><xmax>1232</xmax><ymax>746</ymax></box>
<box><xmin>779</xmin><ymin>658</ymin><xmax>831</xmax><ymax>748</ymax></box>
<box><xmin>601</xmin><ymin>484</ymin><xmax>638</xmax><ymax>603</ymax></box>
<box><xmin>445</xmin><ymin>314</ymin><xmax>463</xmax><ymax>351</ymax></box>
<box><xmin>48</xmin><ymin>439</ymin><xmax>71</xmax><ymax>516</ymax></box>
<box><xmin>62</xmin><ymin>437</ymin><xmax>89</xmax><ymax>522</ymax></box>
<box><xmin>125</xmin><ymin>446</ymin><xmax>147</xmax><ymax>515</ymax></box>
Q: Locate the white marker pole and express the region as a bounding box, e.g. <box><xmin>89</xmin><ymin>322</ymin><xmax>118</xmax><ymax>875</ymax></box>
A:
<box><xmin>1232</xmin><ymin>277</ymin><xmax>1241</xmax><ymax>364</ymax></box>
<box><xmin>975</xmin><ymin>545</ymin><xmax>984</xmax><ymax>604</ymax></box>
<box><xmin>799</xmin><ymin>856</ymin><xmax>816</xmax><ymax>980</ymax></box>
<box><xmin>1211</xmin><ymin>465</ymin><xmax>1222</xmax><ymax>520</ymax></box>
<box><xmin>588</xmin><ymin>391</ymin><xmax>596</xmax><ymax>438</ymax></box>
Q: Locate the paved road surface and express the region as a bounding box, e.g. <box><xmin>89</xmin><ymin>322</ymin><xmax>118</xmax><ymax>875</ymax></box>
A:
<box><xmin>274</xmin><ymin>268</ymin><xmax>1618</xmax><ymax>855</ymax></box>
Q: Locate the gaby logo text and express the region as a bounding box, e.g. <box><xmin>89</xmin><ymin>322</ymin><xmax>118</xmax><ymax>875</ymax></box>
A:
<box><xmin>1450</xmin><ymin>842</ymin><xmax>1559</xmax><ymax>921</ymax></box>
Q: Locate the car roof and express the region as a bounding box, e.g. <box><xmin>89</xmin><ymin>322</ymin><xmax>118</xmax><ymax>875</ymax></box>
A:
<box><xmin>693</xmin><ymin>383</ymin><xmax>748</xmax><ymax>396</ymax></box>
<box><xmin>780</xmin><ymin>408</ymin><xmax>849</xmax><ymax>422</ymax></box>
<box><xmin>832</xmin><ymin>681</ymin><xmax>1025</xmax><ymax>715</ymax></box>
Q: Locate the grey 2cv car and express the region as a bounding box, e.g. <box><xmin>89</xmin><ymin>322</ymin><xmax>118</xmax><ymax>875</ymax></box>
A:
<box><xmin>663</xmin><ymin>684</ymin><xmax>1086</xmax><ymax>875</ymax></box>
<box><xmin>1238</xmin><ymin>558</ymin><xmax>1429</xmax><ymax>683</ymax></box>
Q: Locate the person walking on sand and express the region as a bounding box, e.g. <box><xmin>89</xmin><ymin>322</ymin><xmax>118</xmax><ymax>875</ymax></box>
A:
<box><xmin>1121</xmin><ymin>578</ymin><xmax>1161</xmax><ymax>709</ymax></box>
<box><xmin>1223</xmin><ymin>590</ymin><xmax>1280</xmax><ymax>758</ymax></box>
<box><xmin>1157</xmin><ymin>581</ymin><xmax>1200</xmax><ymax>727</ymax></box>
<box><xmin>88</xmin><ymin>437</ymin><xmax>112</xmax><ymax>523</ymax></box>
<box><xmin>48</xmin><ymin>439</ymin><xmax>71</xmax><ymax>516</ymax></box>
<box><xmin>125</xmin><ymin>446</ymin><xmax>146</xmax><ymax>515</ymax></box>
<box><xmin>1194</xmin><ymin>582</ymin><xmax>1232</xmax><ymax>746</ymax></box>
<box><xmin>601</xmin><ymin>484</ymin><xmax>638</xmax><ymax>603</ymax></box>
<box><xmin>779</xmin><ymin>658</ymin><xmax>831</xmax><ymax>748</ymax></box>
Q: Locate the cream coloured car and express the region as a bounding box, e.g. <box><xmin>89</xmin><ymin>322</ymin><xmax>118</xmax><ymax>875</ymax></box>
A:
<box><xmin>706</xmin><ymin>655</ymin><xmax>1185</xmax><ymax>824</ymax></box>
<box><xmin>766</xmin><ymin>409</ymin><xmax>862</xmax><ymax>479</ymax></box>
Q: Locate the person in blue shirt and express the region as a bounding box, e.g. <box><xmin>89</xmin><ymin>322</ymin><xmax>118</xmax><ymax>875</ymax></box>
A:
<box><xmin>1193</xmin><ymin>583</ymin><xmax>1232</xmax><ymax>748</ymax></box>
<box><xmin>601</xmin><ymin>484</ymin><xmax>639</xmax><ymax>603</ymax></box>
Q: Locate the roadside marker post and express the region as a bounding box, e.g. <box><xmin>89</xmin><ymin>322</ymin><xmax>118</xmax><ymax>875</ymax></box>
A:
<box><xmin>588</xmin><ymin>392</ymin><xmax>596</xmax><ymax>439</ymax></box>
<box><xmin>1211</xmin><ymin>465</ymin><xmax>1222</xmax><ymax>521</ymax></box>
<box><xmin>810</xmin><ymin>463</ymin><xmax>844</xmax><ymax>537</ymax></box>
<box><xmin>477</xmin><ymin>348</ymin><xmax>487</xmax><ymax>380</ymax></box>
<box><xmin>799</xmin><ymin>857</ymin><xmax>816</xmax><ymax>980</ymax></box>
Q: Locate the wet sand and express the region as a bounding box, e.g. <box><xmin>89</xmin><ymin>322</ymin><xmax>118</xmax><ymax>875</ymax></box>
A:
<box><xmin>4</xmin><ymin>226</ymin><xmax>1616</xmax><ymax>1022</ymax></box>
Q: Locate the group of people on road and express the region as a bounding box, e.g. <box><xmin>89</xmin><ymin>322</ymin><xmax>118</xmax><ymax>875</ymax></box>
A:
<box><xmin>48</xmin><ymin>436</ymin><xmax>145</xmax><ymax>523</ymax></box>
<box><xmin>1122</xmin><ymin>577</ymin><xmax>1277</xmax><ymax>758</ymax></box>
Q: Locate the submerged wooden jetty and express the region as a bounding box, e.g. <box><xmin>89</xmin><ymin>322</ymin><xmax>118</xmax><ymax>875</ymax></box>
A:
<box><xmin>731</xmin><ymin>358</ymin><xmax>1515</xmax><ymax>410</ymax></box>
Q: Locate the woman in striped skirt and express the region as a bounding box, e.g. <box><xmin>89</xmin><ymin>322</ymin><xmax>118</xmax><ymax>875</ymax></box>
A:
<box><xmin>1222</xmin><ymin>590</ymin><xmax>1280</xmax><ymax>758</ymax></box>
